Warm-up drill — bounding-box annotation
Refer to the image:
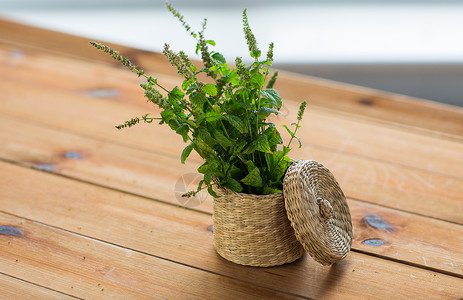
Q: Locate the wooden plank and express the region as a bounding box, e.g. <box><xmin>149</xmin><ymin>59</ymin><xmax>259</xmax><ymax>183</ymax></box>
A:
<box><xmin>1</xmin><ymin>54</ymin><xmax>462</xmax><ymax>181</ymax></box>
<box><xmin>1</xmin><ymin>112</ymin><xmax>462</xmax><ymax>225</ymax></box>
<box><xmin>1</xmin><ymin>137</ymin><xmax>461</xmax><ymax>278</ymax></box>
<box><xmin>0</xmin><ymin>42</ymin><xmax>179</xmax><ymax>107</ymax></box>
<box><xmin>0</xmin><ymin>18</ymin><xmax>175</xmax><ymax>73</ymax></box>
<box><xmin>0</xmin><ymin>113</ymin><xmax>211</xmax><ymax>213</ymax></box>
<box><xmin>274</xmin><ymin>71</ymin><xmax>463</xmax><ymax>140</ymax></box>
<box><xmin>300</xmin><ymin>146</ymin><xmax>463</xmax><ymax>224</ymax></box>
<box><xmin>1</xmin><ymin>161</ymin><xmax>463</xmax><ymax>299</ymax></box>
<box><xmin>350</xmin><ymin>200</ymin><xmax>463</xmax><ymax>277</ymax></box>
<box><xmin>0</xmin><ymin>273</ymin><xmax>77</xmax><ymax>300</ymax></box>
<box><xmin>0</xmin><ymin>213</ymin><xmax>298</xmax><ymax>300</ymax></box>
<box><xmin>285</xmin><ymin>100</ymin><xmax>463</xmax><ymax>180</ymax></box>
<box><xmin>1</xmin><ymin>18</ymin><xmax>463</xmax><ymax>139</ymax></box>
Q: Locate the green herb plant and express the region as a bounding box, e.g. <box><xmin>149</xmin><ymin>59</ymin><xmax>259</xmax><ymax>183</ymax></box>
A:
<box><xmin>90</xmin><ymin>2</ymin><xmax>307</xmax><ymax>198</ymax></box>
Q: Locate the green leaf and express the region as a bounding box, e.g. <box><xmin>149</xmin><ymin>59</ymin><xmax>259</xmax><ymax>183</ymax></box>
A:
<box><xmin>233</xmin><ymin>88</ymin><xmax>250</xmax><ymax>105</ymax></box>
<box><xmin>255</xmin><ymin>135</ymin><xmax>271</xmax><ymax>153</ymax></box>
<box><xmin>229</xmin><ymin>164</ymin><xmax>244</xmax><ymax>179</ymax></box>
<box><xmin>262</xmin><ymin>186</ymin><xmax>282</xmax><ymax>194</ymax></box>
<box><xmin>203</xmin><ymin>84</ymin><xmax>218</xmax><ymax>97</ymax></box>
<box><xmin>161</xmin><ymin>110</ymin><xmax>181</xmax><ymax>131</ymax></box>
<box><xmin>294</xmin><ymin>135</ymin><xmax>302</xmax><ymax>148</ymax></box>
<box><xmin>223</xmin><ymin>177</ymin><xmax>243</xmax><ymax>192</ymax></box>
<box><xmin>264</xmin><ymin>107</ymin><xmax>284</xmax><ymax>116</ymax></box>
<box><xmin>283</xmin><ymin>145</ymin><xmax>291</xmax><ymax>156</ymax></box>
<box><xmin>205</xmin><ymin>112</ymin><xmax>222</xmax><ymax>122</ymax></box>
<box><xmin>244</xmin><ymin>160</ymin><xmax>257</xmax><ymax>172</ymax></box>
<box><xmin>242</xmin><ymin>134</ymin><xmax>271</xmax><ymax>154</ymax></box>
<box><xmin>161</xmin><ymin>110</ymin><xmax>175</xmax><ymax>123</ymax></box>
<box><xmin>197</xmin><ymin>161</ymin><xmax>209</xmax><ymax>174</ymax></box>
<box><xmin>251</xmin><ymin>49</ymin><xmax>261</xmax><ymax>59</ymax></box>
<box><xmin>189</xmin><ymin>91</ymin><xmax>207</xmax><ymax>107</ymax></box>
<box><xmin>232</xmin><ymin>140</ymin><xmax>247</xmax><ymax>153</ymax></box>
<box><xmin>228</xmin><ymin>69</ymin><xmax>240</xmax><ymax>85</ymax></box>
<box><xmin>241</xmin><ymin>166</ymin><xmax>262</xmax><ymax>187</ymax></box>
<box><xmin>197</xmin><ymin>112</ymin><xmax>222</xmax><ymax>124</ymax></box>
<box><xmin>198</xmin><ymin>158</ymin><xmax>223</xmax><ymax>178</ymax></box>
<box><xmin>196</xmin><ymin>179</ymin><xmax>205</xmax><ymax>192</ymax></box>
<box><xmin>185</xmin><ymin>120</ymin><xmax>198</xmax><ymax>129</ymax></box>
<box><xmin>262</xmin><ymin>89</ymin><xmax>282</xmax><ymax>109</ymax></box>
<box><xmin>198</xmin><ymin>127</ymin><xmax>216</xmax><ymax>146</ymax></box>
<box><xmin>193</xmin><ymin>136</ymin><xmax>215</xmax><ymax>159</ymax></box>
<box><xmin>208</xmin><ymin>186</ymin><xmax>218</xmax><ymax>198</ymax></box>
<box><xmin>182</xmin><ymin>78</ymin><xmax>196</xmax><ymax>90</ymax></box>
<box><xmin>257</xmin><ymin>107</ymin><xmax>284</xmax><ymax>121</ymax></box>
<box><xmin>203</xmin><ymin>169</ymin><xmax>212</xmax><ymax>185</ymax></box>
<box><xmin>278</xmin><ymin>155</ymin><xmax>291</xmax><ymax>173</ymax></box>
<box><xmin>186</xmin><ymin>84</ymin><xmax>197</xmax><ymax>95</ymax></box>
<box><xmin>250</xmin><ymin>68</ymin><xmax>264</xmax><ymax>88</ymax></box>
<box><xmin>282</xmin><ymin>124</ymin><xmax>294</xmax><ymax>136</ymax></box>
<box><xmin>219</xmin><ymin>66</ymin><xmax>230</xmax><ymax>76</ymax></box>
<box><xmin>220</xmin><ymin>115</ymin><xmax>248</xmax><ymax>133</ymax></box>
<box><xmin>211</xmin><ymin>52</ymin><xmax>226</xmax><ymax>64</ymax></box>
<box><xmin>269</xmin><ymin>151</ymin><xmax>290</xmax><ymax>182</ymax></box>
<box><xmin>168</xmin><ymin>87</ymin><xmax>185</xmax><ymax>101</ymax></box>
<box><xmin>176</xmin><ymin>123</ymin><xmax>190</xmax><ymax>142</ymax></box>
<box><xmin>167</xmin><ymin>118</ymin><xmax>181</xmax><ymax>131</ymax></box>
<box><xmin>264</xmin><ymin>152</ymin><xmax>274</xmax><ymax>172</ymax></box>
<box><xmin>195</xmin><ymin>67</ymin><xmax>209</xmax><ymax>75</ymax></box>
<box><xmin>181</xmin><ymin>143</ymin><xmax>194</xmax><ymax>164</ymax></box>
<box><xmin>214</xmin><ymin>130</ymin><xmax>232</xmax><ymax>148</ymax></box>
<box><xmin>206</xmin><ymin>40</ymin><xmax>216</xmax><ymax>46</ymax></box>
<box><xmin>229</xmin><ymin>140</ymin><xmax>247</xmax><ymax>160</ymax></box>
<box><xmin>264</xmin><ymin>126</ymin><xmax>283</xmax><ymax>148</ymax></box>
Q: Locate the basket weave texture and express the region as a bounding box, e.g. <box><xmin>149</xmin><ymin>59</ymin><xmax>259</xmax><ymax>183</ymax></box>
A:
<box><xmin>283</xmin><ymin>160</ymin><xmax>353</xmax><ymax>265</ymax></box>
<box><xmin>213</xmin><ymin>187</ymin><xmax>304</xmax><ymax>267</ymax></box>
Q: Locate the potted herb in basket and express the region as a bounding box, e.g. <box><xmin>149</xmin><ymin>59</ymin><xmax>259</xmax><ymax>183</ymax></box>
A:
<box><xmin>90</xmin><ymin>2</ymin><xmax>352</xmax><ymax>267</ymax></box>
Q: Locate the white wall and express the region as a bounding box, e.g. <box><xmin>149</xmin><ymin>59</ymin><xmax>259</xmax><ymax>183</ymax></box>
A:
<box><xmin>2</xmin><ymin>0</ymin><xmax>463</xmax><ymax>105</ymax></box>
<box><xmin>2</xmin><ymin>0</ymin><xmax>463</xmax><ymax>64</ymax></box>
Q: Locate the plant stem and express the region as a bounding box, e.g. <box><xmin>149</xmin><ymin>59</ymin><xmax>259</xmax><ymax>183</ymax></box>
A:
<box><xmin>220</xmin><ymin>120</ymin><xmax>231</xmax><ymax>139</ymax></box>
<box><xmin>145</xmin><ymin>75</ymin><xmax>170</xmax><ymax>93</ymax></box>
<box><xmin>286</xmin><ymin>120</ymin><xmax>301</xmax><ymax>149</ymax></box>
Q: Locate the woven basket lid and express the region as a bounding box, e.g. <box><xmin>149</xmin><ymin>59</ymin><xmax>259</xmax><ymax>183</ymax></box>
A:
<box><xmin>283</xmin><ymin>160</ymin><xmax>353</xmax><ymax>265</ymax></box>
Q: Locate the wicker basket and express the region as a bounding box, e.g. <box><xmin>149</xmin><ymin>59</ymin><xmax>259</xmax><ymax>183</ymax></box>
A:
<box><xmin>212</xmin><ymin>160</ymin><xmax>352</xmax><ymax>267</ymax></box>
<box><xmin>212</xmin><ymin>187</ymin><xmax>305</xmax><ymax>267</ymax></box>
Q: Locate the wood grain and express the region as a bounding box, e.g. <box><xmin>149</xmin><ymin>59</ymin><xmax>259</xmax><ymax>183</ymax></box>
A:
<box><xmin>0</xmin><ymin>113</ymin><xmax>211</xmax><ymax>213</ymax></box>
<box><xmin>300</xmin><ymin>146</ymin><xmax>463</xmax><ymax>224</ymax></box>
<box><xmin>1</xmin><ymin>161</ymin><xmax>462</xmax><ymax>299</ymax></box>
<box><xmin>274</xmin><ymin>71</ymin><xmax>463</xmax><ymax>140</ymax></box>
<box><xmin>1</xmin><ymin>50</ymin><xmax>462</xmax><ymax>181</ymax></box>
<box><xmin>2</xmin><ymin>113</ymin><xmax>463</xmax><ymax>276</ymax></box>
<box><xmin>0</xmin><ymin>213</ymin><xmax>298</xmax><ymax>300</ymax></box>
<box><xmin>349</xmin><ymin>201</ymin><xmax>463</xmax><ymax>277</ymax></box>
<box><xmin>1</xmin><ymin>102</ymin><xmax>462</xmax><ymax>224</ymax></box>
<box><xmin>0</xmin><ymin>274</ymin><xmax>76</xmax><ymax>300</ymax></box>
<box><xmin>1</xmin><ymin>18</ymin><xmax>462</xmax><ymax>139</ymax></box>
<box><xmin>0</xmin><ymin>18</ymin><xmax>174</xmax><ymax>73</ymax></box>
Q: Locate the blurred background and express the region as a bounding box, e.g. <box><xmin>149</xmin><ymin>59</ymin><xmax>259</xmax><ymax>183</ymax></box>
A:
<box><xmin>2</xmin><ymin>0</ymin><xmax>463</xmax><ymax>106</ymax></box>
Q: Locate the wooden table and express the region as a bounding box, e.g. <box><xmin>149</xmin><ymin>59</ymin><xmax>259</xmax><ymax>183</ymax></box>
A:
<box><xmin>1</xmin><ymin>18</ymin><xmax>463</xmax><ymax>299</ymax></box>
